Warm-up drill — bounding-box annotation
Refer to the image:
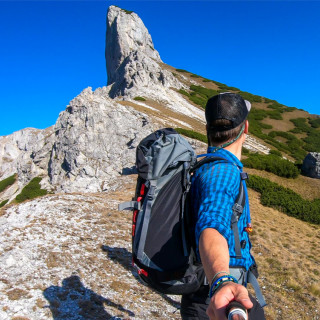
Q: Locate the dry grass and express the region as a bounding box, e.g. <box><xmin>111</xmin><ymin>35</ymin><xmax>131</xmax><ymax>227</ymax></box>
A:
<box><xmin>117</xmin><ymin>99</ymin><xmax>205</xmax><ymax>134</ymax></box>
<box><xmin>249</xmin><ymin>188</ymin><xmax>320</xmax><ymax>319</ymax></box>
<box><xmin>7</xmin><ymin>288</ymin><xmax>29</xmax><ymax>301</ymax></box>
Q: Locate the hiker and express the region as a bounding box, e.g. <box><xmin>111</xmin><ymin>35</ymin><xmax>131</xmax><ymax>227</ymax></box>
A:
<box><xmin>180</xmin><ymin>93</ymin><xmax>266</xmax><ymax>320</ymax></box>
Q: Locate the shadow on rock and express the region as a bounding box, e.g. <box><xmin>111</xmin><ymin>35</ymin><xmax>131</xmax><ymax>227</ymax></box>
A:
<box><xmin>43</xmin><ymin>275</ymin><xmax>134</xmax><ymax>320</ymax></box>
<box><xmin>101</xmin><ymin>245</ymin><xmax>181</xmax><ymax>310</ymax></box>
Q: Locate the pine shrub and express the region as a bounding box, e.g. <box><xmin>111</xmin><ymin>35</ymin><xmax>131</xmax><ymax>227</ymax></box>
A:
<box><xmin>243</xmin><ymin>153</ymin><xmax>299</xmax><ymax>178</ymax></box>
<box><xmin>15</xmin><ymin>177</ymin><xmax>48</xmax><ymax>203</ymax></box>
<box><xmin>134</xmin><ymin>96</ymin><xmax>146</xmax><ymax>101</ymax></box>
<box><xmin>247</xmin><ymin>175</ymin><xmax>320</xmax><ymax>224</ymax></box>
<box><xmin>309</xmin><ymin>117</ymin><xmax>320</xmax><ymax>128</ymax></box>
<box><xmin>175</xmin><ymin>128</ymin><xmax>207</xmax><ymax>143</ymax></box>
<box><xmin>0</xmin><ymin>174</ymin><xmax>16</xmax><ymax>193</ymax></box>
<box><xmin>176</xmin><ymin>69</ymin><xmax>189</xmax><ymax>73</ymax></box>
<box><xmin>0</xmin><ymin>199</ymin><xmax>9</xmax><ymax>208</ymax></box>
<box><xmin>269</xmin><ymin>149</ymin><xmax>282</xmax><ymax>157</ymax></box>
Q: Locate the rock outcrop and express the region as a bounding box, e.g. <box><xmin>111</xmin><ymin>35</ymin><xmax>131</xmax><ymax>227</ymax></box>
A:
<box><xmin>0</xmin><ymin>127</ymin><xmax>55</xmax><ymax>200</ymax></box>
<box><xmin>105</xmin><ymin>6</ymin><xmax>185</xmax><ymax>100</ymax></box>
<box><xmin>106</xmin><ymin>6</ymin><xmax>161</xmax><ymax>84</ymax></box>
<box><xmin>301</xmin><ymin>152</ymin><xmax>320</xmax><ymax>179</ymax></box>
<box><xmin>48</xmin><ymin>87</ymin><xmax>153</xmax><ymax>193</ymax></box>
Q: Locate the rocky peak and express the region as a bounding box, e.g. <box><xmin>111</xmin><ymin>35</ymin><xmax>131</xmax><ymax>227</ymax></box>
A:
<box><xmin>105</xmin><ymin>5</ymin><xmax>182</xmax><ymax>98</ymax></box>
<box><xmin>106</xmin><ymin>6</ymin><xmax>161</xmax><ymax>85</ymax></box>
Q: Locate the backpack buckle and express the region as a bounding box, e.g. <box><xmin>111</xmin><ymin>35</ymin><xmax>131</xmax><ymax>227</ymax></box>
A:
<box><xmin>232</xmin><ymin>203</ymin><xmax>243</xmax><ymax>215</ymax></box>
<box><xmin>240</xmin><ymin>172</ymin><xmax>249</xmax><ymax>180</ymax></box>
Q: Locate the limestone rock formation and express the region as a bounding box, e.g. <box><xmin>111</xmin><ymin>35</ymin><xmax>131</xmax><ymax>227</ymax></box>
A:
<box><xmin>301</xmin><ymin>152</ymin><xmax>320</xmax><ymax>179</ymax></box>
<box><xmin>105</xmin><ymin>6</ymin><xmax>186</xmax><ymax>101</ymax></box>
<box><xmin>0</xmin><ymin>127</ymin><xmax>55</xmax><ymax>200</ymax></box>
<box><xmin>48</xmin><ymin>87</ymin><xmax>153</xmax><ymax>193</ymax></box>
<box><xmin>106</xmin><ymin>6</ymin><xmax>161</xmax><ymax>84</ymax></box>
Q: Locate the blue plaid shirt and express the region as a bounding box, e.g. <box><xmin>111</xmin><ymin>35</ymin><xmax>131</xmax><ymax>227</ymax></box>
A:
<box><xmin>191</xmin><ymin>146</ymin><xmax>255</xmax><ymax>270</ymax></box>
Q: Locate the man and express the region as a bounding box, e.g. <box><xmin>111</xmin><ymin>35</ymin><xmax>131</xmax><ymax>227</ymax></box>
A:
<box><xmin>180</xmin><ymin>93</ymin><xmax>266</xmax><ymax>320</ymax></box>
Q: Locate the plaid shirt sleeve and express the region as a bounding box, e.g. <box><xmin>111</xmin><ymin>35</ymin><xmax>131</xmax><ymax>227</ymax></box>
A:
<box><xmin>193</xmin><ymin>161</ymin><xmax>241</xmax><ymax>254</ymax></box>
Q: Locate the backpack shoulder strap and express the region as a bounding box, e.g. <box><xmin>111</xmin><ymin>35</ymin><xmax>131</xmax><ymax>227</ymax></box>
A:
<box><xmin>232</xmin><ymin>180</ymin><xmax>246</xmax><ymax>259</ymax></box>
<box><xmin>192</xmin><ymin>155</ymin><xmax>248</xmax><ymax>260</ymax></box>
<box><xmin>190</xmin><ymin>156</ymin><xmax>227</xmax><ymax>173</ymax></box>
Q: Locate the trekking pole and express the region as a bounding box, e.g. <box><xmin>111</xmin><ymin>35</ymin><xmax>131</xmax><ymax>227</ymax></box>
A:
<box><xmin>226</xmin><ymin>301</ymin><xmax>247</xmax><ymax>320</ymax></box>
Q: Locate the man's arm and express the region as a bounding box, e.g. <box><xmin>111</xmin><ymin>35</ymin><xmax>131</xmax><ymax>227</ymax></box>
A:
<box><xmin>199</xmin><ymin>228</ymin><xmax>253</xmax><ymax>320</ymax></box>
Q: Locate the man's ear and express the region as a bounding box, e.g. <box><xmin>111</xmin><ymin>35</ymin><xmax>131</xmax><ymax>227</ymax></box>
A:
<box><xmin>244</xmin><ymin>120</ymin><xmax>249</xmax><ymax>134</ymax></box>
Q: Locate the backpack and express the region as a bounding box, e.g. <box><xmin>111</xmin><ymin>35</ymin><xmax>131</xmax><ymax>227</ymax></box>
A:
<box><xmin>118</xmin><ymin>128</ymin><xmax>246</xmax><ymax>295</ymax></box>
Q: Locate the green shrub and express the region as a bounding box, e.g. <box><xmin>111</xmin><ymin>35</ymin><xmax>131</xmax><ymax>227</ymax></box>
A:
<box><xmin>247</xmin><ymin>175</ymin><xmax>320</xmax><ymax>224</ymax></box>
<box><xmin>179</xmin><ymin>89</ymin><xmax>190</xmax><ymax>97</ymax></box>
<box><xmin>0</xmin><ymin>199</ymin><xmax>9</xmax><ymax>208</ymax></box>
<box><xmin>303</xmin><ymin>130</ymin><xmax>320</xmax><ymax>152</ymax></box>
<box><xmin>284</xmin><ymin>106</ymin><xmax>297</xmax><ymax>112</ymax></box>
<box><xmin>264</xmin><ymin>98</ymin><xmax>276</xmax><ymax>103</ymax></box>
<box><xmin>15</xmin><ymin>177</ymin><xmax>48</xmax><ymax>203</ymax></box>
<box><xmin>248</xmin><ymin>109</ymin><xmax>268</xmax><ymax>121</ymax></box>
<box><xmin>175</xmin><ymin>128</ymin><xmax>207</xmax><ymax>143</ymax></box>
<box><xmin>267</xmin><ymin>110</ymin><xmax>283</xmax><ymax>120</ymax></box>
<box><xmin>267</xmin><ymin>102</ymin><xmax>285</xmax><ymax>112</ymax></box>
<box><xmin>0</xmin><ymin>174</ymin><xmax>16</xmax><ymax>193</ymax></box>
<box><xmin>210</xmin><ymin>80</ymin><xmax>240</xmax><ymax>92</ymax></box>
<box><xmin>269</xmin><ymin>149</ymin><xmax>282</xmax><ymax>157</ymax></box>
<box><xmin>190</xmin><ymin>85</ymin><xmax>219</xmax><ymax>98</ymax></box>
<box><xmin>121</xmin><ymin>8</ymin><xmax>133</xmax><ymax>14</ymax></box>
<box><xmin>243</xmin><ymin>153</ymin><xmax>299</xmax><ymax>178</ymax></box>
<box><xmin>290</xmin><ymin>118</ymin><xmax>311</xmax><ymax>133</ymax></box>
<box><xmin>190</xmin><ymin>74</ymin><xmax>201</xmax><ymax>78</ymax></box>
<box><xmin>259</xmin><ymin>123</ymin><xmax>273</xmax><ymax>130</ymax></box>
<box><xmin>238</xmin><ymin>91</ymin><xmax>262</xmax><ymax>103</ymax></box>
<box><xmin>179</xmin><ymin>85</ymin><xmax>220</xmax><ymax>108</ymax></box>
<box><xmin>289</xmin><ymin>128</ymin><xmax>303</xmax><ymax>134</ymax></box>
<box><xmin>242</xmin><ymin>147</ymin><xmax>250</xmax><ymax>154</ymax></box>
<box><xmin>189</xmin><ymin>96</ymin><xmax>207</xmax><ymax>108</ymax></box>
<box><xmin>176</xmin><ymin>69</ymin><xmax>189</xmax><ymax>73</ymax></box>
<box><xmin>134</xmin><ymin>96</ymin><xmax>146</xmax><ymax>101</ymax></box>
<box><xmin>309</xmin><ymin>117</ymin><xmax>320</xmax><ymax>128</ymax></box>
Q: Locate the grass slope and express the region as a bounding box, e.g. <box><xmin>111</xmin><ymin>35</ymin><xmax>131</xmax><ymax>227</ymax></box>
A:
<box><xmin>249</xmin><ymin>188</ymin><xmax>320</xmax><ymax>319</ymax></box>
<box><xmin>173</xmin><ymin>67</ymin><xmax>320</xmax><ymax>162</ymax></box>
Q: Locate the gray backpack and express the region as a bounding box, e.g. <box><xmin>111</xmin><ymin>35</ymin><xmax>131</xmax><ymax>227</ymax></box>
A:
<box><xmin>119</xmin><ymin>128</ymin><xmax>246</xmax><ymax>295</ymax></box>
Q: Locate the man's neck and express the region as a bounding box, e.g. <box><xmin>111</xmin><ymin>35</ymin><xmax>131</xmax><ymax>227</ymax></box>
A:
<box><xmin>223</xmin><ymin>138</ymin><xmax>244</xmax><ymax>160</ymax></box>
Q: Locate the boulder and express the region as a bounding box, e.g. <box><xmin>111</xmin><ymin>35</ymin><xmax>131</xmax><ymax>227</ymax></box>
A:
<box><xmin>301</xmin><ymin>152</ymin><xmax>320</xmax><ymax>179</ymax></box>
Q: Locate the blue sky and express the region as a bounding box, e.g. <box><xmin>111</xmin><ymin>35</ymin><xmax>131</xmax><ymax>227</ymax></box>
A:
<box><xmin>0</xmin><ymin>1</ymin><xmax>319</xmax><ymax>136</ymax></box>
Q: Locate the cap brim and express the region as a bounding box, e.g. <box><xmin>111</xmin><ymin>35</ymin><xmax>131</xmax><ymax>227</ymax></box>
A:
<box><xmin>245</xmin><ymin>100</ymin><xmax>251</xmax><ymax>112</ymax></box>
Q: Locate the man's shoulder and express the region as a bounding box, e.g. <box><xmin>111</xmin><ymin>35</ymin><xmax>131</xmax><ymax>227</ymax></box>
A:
<box><xmin>196</xmin><ymin>157</ymin><xmax>240</xmax><ymax>176</ymax></box>
<box><xmin>193</xmin><ymin>159</ymin><xmax>241</xmax><ymax>191</ymax></box>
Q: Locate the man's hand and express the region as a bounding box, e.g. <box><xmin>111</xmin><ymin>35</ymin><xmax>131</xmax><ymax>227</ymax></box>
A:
<box><xmin>206</xmin><ymin>282</ymin><xmax>253</xmax><ymax>320</ymax></box>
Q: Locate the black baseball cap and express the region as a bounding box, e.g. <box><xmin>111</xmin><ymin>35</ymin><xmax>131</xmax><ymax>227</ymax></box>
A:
<box><xmin>205</xmin><ymin>92</ymin><xmax>251</xmax><ymax>131</ymax></box>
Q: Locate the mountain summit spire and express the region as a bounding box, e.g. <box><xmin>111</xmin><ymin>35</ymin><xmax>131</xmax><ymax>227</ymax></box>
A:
<box><xmin>105</xmin><ymin>5</ymin><xmax>183</xmax><ymax>98</ymax></box>
<box><xmin>106</xmin><ymin>5</ymin><xmax>161</xmax><ymax>86</ymax></box>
